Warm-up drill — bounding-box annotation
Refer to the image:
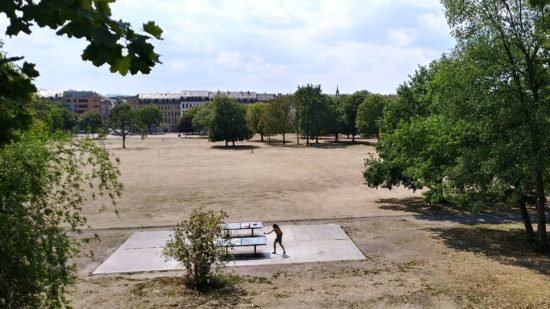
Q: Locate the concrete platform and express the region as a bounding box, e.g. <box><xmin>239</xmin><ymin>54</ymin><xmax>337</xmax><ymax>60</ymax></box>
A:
<box><xmin>93</xmin><ymin>224</ymin><xmax>365</xmax><ymax>274</ymax></box>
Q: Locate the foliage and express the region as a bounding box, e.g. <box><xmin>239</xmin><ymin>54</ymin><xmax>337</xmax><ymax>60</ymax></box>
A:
<box><xmin>163</xmin><ymin>209</ymin><xmax>230</xmax><ymax>292</ymax></box>
<box><xmin>263</xmin><ymin>95</ymin><xmax>296</xmax><ymax>144</ymax></box>
<box><xmin>324</xmin><ymin>97</ymin><xmax>345</xmax><ymax>142</ymax></box>
<box><xmin>365</xmin><ymin>0</ymin><xmax>550</xmax><ymax>252</ymax></box>
<box><xmin>356</xmin><ymin>94</ymin><xmax>389</xmax><ymax>138</ymax></box>
<box><xmin>78</xmin><ymin>111</ymin><xmax>103</xmax><ymax>137</ymax></box>
<box><xmin>0</xmin><ymin>133</ymin><xmax>122</xmax><ymax>308</ymax></box>
<box><xmin>295</xmin><ymin>84</ymin><xmax>328</xmax><ymax>145</ymax></box>
<box><xmin>138</xmin><ymin>103</ymin><xmax>162</xmax><ymax>134</ymax></box>
<box><xmin>245</xmin><ymin>103</ymin><xmax>267</xmax><ymax>141</ymax></box>
<box><xmin>1</xmin><ymin>0</ymin><xmax>162</xmax><ymax>76</ymax></box>
<box><xmin>0</xmin><ymin>44</ymin><xmax>36</xmax><ymax>146</ymax></box>
<box><xmin>108</xmin><ymin>103</ymin><xmax>143</xmax><ymax>149</ymax></box>
<box><xmin>32</xmin><ymin>97</ymin><xmax>78</xmax><ymax>133</ymax></box>
<box><xmin>340</xmin><ymin>91</ymin><xmax>369</xmax><ymax>142</ymax></box>
<box><xmin>208</xmin><ymin>96</ymin><xmax>252</xmax><ymax>147</ymax></box>
<box><xmin>177</xmin><ymin>114</ymin><xmax>195</xmax><ymax>133</ymax></box>
<box><xmin>192</xmin><ymin>104</ymin><xmax>214</xmax><ymax>134</ymax></box>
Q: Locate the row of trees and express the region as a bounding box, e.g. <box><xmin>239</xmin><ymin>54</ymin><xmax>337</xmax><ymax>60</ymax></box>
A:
<box><xmin>364</xmin><ymin>0</ymin><xmax>549</xmax><ymax>252</ymax></box>
<box><xmin>177</xmin><ymin>86</ymin><xmax>394</xmax><ymax>146</ymax></box>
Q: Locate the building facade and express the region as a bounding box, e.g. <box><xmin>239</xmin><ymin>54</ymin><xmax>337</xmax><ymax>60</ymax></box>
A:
<box><xmin>136</xmin><ymin>90</ymin><xmax>277</xmax><ymax>129</ymax></box>
<box><xmin>62</xmin><ymin>90</ymin><xmax>114</xmax><ymax>119</ymax></box>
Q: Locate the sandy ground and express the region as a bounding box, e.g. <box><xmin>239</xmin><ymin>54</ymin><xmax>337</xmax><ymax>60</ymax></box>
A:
<box><xmin>81</xmin><ymin>134</ymin><xmax>415</xmax><ymax>229</ymax></box>
<box><xmin>69</xmin><ymin>134</ymin><xmax>550</xmax><ymax>308</ymax></box>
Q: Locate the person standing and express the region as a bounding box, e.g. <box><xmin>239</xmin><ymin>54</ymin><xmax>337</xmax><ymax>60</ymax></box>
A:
<box><xmin>264</xmin><ymin>224</ymin><xmax>286</xmax><ymax>255</ymax></box>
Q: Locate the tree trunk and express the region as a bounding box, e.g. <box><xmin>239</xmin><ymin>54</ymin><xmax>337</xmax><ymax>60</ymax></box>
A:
<box><xmin>334</xmin><ymin>133</ymin><xmax>338</xmax><ymax>142</ymax></box>
<box><xmin>260</xmin><ymin>133</ymin><xmax>264</xmax><ymax>142</ymax></box>
<box><xmin>296</xmin><ymin>133</ymin><xmax>299</xmax><ymax>145</ymax></box>
<box><xmin>306</xmin><ymin>135</ymin><xmax>309</xmax><ymax>145</ymax></box>
<box><xmin>225</xmin><ymin>140</ymin><xmax>228</xmax><ymax>147</ymax></box>
<box><xmin>352</xmin><ymin>134</ymin><xmax>355</xmax><ymax>143</ymax></box>
<box><xmin>315</xmin><ymin>135</ymin><xmax>318</xmax><ymax>144</ymax></box>
<box><xmin>535</xmin><ymin>171</ymin><xmax>548</xmax><ymax>252</ymax></box>
<box><xmin>122</xmin><ymin>134</ymin><xmax>126</xmax><ymax>149</ymax></box>
<box><xmin>232</xmin><ymin>140</ymin><xmax>235</xmax><ymax>147</ymax></box>
<box><xmin>519</xmin><ymin>198</ymin><xmax>535</xmax><ymax>241</ymax></box>
<box><xmin>268</xmin><ymin>134</ymin><xmax>271</xmax><ymax>144</ymax></box>
<box><xmin>283</xmin><ymin>132</ymin><xmax>286</xmax><ymax>145</ymax></box>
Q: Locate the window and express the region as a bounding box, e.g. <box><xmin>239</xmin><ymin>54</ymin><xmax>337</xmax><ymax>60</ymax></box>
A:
<box><xmin>78</xmin><ymin>99</ymin><xmax>88</xmax><ymax>103</ymax></box>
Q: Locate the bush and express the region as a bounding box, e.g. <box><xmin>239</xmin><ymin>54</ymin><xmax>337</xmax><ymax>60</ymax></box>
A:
<box><xmin>163</xmin><ymin>209</ymin><xmax>230</xmax><ymax>292</ymax></box>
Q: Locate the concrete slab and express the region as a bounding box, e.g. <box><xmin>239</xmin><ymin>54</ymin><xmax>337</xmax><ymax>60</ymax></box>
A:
<box><xmin>93</xmin><ymin>224</ymin><xmax>365</xmax><ymax>274</ymax></box>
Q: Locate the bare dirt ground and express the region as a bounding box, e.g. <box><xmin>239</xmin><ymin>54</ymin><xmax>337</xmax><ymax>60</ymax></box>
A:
<box><xmin>69</xmin><ymin>134</ymin><xmax>550</xmax><ymax>308</ymax></box>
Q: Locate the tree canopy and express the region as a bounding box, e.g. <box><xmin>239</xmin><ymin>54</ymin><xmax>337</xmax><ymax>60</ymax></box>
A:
<box><xmin>365</xmin><ymin>0</ymin><xmax>550</xmax><ymax>252</ymax></box>
<box><xmin>108</xmin><ymin>103</ymin><xmax>143</xmax><ymax>149</ymax></box>
<box><xmin>208</xmin><ymin>96</ymin><xmax>252</xmax><ymax>147</ymax></box>
<box><xmin>356</xmin><ymin>94</ymin><xmax>390</xmax><ymax>138</ymax></box>
<box><xmin>263</xmin><ymin>95</ymin><xmax>296</xmax><ymax>144</ymax></box>
<box><xmin>138</xmin><ymin>103</ymin><xmax>162</xmax><ymax>134</ymax></box>
<box><xmin>79</xmin><ymin>111</ymin><xmax>103</xmax><ymax>137</ymax></box>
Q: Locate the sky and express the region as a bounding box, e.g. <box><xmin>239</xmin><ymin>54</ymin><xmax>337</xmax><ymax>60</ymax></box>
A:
<box><xmin>0</xmin><ymin>0</ymin><xmax>455</xmax><ymax>95</ymax></box>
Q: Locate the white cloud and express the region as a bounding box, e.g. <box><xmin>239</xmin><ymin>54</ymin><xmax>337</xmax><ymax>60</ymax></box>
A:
<box><xmin>1</xmin><ymin>0</ymin><xmax>454</xmax><ymax>94</ymax></box>
<box><xmin>388</xmin><ymin>29</ymin><xmax>415</xmax><ymax>46</ymax></box>
<box><xmin>419</xmin><ymin>13</ymin><xmax>448</xmax><ymax>32</ymax></box>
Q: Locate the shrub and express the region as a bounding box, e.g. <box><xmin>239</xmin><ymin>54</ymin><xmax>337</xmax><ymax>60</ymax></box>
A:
<box><xmin>163</xmin><ymin>209</ymin><xmax>230</xmax><ymax>292</ymax></box>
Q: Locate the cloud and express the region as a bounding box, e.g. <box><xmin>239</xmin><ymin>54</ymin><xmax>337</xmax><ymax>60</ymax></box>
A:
<box><xmin>0</xmin><ymin>0</ymin><xmax>454</xmax><ymax>95</ymax></box>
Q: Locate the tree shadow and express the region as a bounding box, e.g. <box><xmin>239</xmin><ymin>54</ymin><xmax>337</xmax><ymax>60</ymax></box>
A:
<box><xmin>429</xmin><ymin>226</ymin><xmax>550</xmax><ymax>275</ymax></box>
<box><xmin>210</xmin><ymin>145</ymin><xmax>259</xmax><ymax>150</ymax></box>
<box><xmin>377</xmin><ymin>197</ymin><xmax>522</xmax><ymax>224</ymax></box>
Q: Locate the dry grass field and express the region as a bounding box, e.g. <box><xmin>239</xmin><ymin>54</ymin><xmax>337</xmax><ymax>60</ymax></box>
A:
<box><xmin>71</xmin><ymin>134</ymin><xmax>550</xmax><ymax>308</ymax></box>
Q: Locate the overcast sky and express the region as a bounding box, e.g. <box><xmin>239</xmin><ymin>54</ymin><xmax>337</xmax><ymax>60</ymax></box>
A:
<box><xmin>1</xmin><ymin>0</ymin><xmax>454</xmax><ymax>95</ymax></box>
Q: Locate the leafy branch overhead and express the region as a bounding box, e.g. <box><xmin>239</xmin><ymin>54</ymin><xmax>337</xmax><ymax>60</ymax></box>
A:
<box><xmin>1</xmin><ymin>0</ymin><xmax>163</xmax><ymax>75</ymax></box>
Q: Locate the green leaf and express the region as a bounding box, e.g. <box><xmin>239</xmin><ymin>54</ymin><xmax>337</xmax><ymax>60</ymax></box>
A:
<box><xmin>21</xmin><ymin>62</ymin><xmax>39</xmax><ymax>78</ymax></box>
<box><xmin>143</xmin><ymin>21</ymin><xmax>163</xmax><ymax>39</ymax></box>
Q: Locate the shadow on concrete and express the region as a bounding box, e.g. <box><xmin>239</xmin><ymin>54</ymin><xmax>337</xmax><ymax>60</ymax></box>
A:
<box><xmin>230</xmin><ymin>252</ymin><xmax>272</xmax><ymax>261</ymax></box>
<box><xmin>377</xmin><ymin>197</ymin><xmax>522</xmax><ymax>225</ymax></box>
<box><xmin>429</xmin><ymin>226</ymin><xmax>550</xmax><ymax>275</ymax></box>
<box><xmin>210</xmin><ymin>145</ymin><xmax>259</xmax><ymax>150</ymax></box>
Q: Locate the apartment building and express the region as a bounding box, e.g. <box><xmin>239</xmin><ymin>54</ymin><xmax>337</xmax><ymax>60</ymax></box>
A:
<box><xmin>136</xmin><ymin>90</ymin><xmax>277</xmax><ymax>129</ymax></box>
<box><xmin>62</xmin><ymin>90</ymin><xmax>114</xmax><ymax>119</ymax></box>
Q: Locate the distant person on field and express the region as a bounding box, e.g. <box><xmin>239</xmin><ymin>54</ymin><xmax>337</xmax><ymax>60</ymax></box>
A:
<box><xmin>264</xmin><ymin>224</ymin><xmax>286</xmax><ymax>255</ymax></box>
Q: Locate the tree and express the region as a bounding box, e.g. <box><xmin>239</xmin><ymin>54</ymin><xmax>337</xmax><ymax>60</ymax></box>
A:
<box><xmin>0</xmin><ymin>133</ymin><xmax>122</xmax><ymax>308</ymax></box>
<box><xmin>0</xmin><ymin>42</ymin><xmax>36</xmax><ymax>146</ymax></box>
<box><xmin>356</xmin><ymin>94</ymin><xmax>389</xmax><ymax>138</ymax></box>
<box><xmin>264</xmin><ymin>95</ymin><xmax>296</xmax><ymax>145</ymax></box>
<box><xmin>442</xmin><ymin>0</ymin><xmax>549</xmax><ymax>252</ymax></box>
<box><xmin>341</xmin><ymin>91</ymin><xmax>369</xmax><ymax>142</ymax></box>
<box><xmin>365</xmin><ymin>0</ymin><xmax>550</xmax><ymax>252</ymax></box>
<box><xmin>163</xmin><ymin>209</ymin><xmax>230</xmax><ymax>292</ymax></box>
<box><xmin>246</xmin><ymin>103</ymin><xmax>267</xmax><ymax>141</ymax></box>
<box><xmin>0</xmin><ymin>1</ymin><xmax>160</xmax><ymax>306</ymax></box>
<box><xmin>138</xmin><ymin>103</ymin><xmax>162</xmax><ymax>134</ymax></box>
<box><xmin>176</xmin><ymin>114</ymin><xmax>195</xmax><ymax>133</ymax></box>
<box><xmin>208</xmin><ymin>96</ymin><xmax>253</xmax><ymax>147</ymax></box>
<box><xmin>192</xmin><ymin>103</ymin><xmax>214</xmax><ymax>134</ymax></box>
<box><xmin>31</xmin><ymin>97</ymin><xmax>78</xmax><ymax>133</ymax></box>
<box><xmin>324</xmin><ymin>97</ymin><xmax>344</xmax><ymax>142</ymax></box>
<box><xmin>295</xmin><ymin>84</ymin><xmax>327</xmax><ymax>145</ymax></box>
<box><xmin>79</xmin><ymin>111</ymin><xmax>103</xmax><ymax>138</ymax></box>
<box><xmin>108</xmin><ymin>103</ymin><xmax>142</xmax><ymax>149</ymax></box>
